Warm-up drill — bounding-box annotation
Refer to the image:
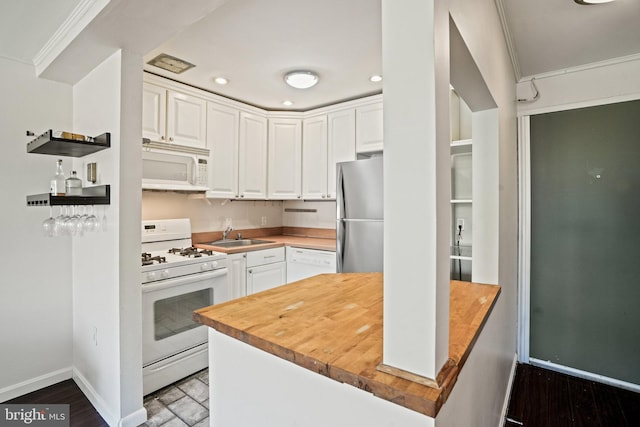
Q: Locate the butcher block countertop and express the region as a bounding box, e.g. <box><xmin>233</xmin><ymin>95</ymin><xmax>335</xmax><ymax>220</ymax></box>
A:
<box><xmin>192</xmin><ymin>226</ymin><xmax>336</xmax><ymax>254</ymax></box>
<box><xmin>193</xmin><ymin>273</ymin><xmax>500</xmax><ymax>417</ymax></box>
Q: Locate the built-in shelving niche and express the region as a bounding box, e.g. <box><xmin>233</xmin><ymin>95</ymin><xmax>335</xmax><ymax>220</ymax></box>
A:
<box><xmin>26</xmin><ymin>130</ymin><xmax>111</xmax><ymax>206</ymax></box>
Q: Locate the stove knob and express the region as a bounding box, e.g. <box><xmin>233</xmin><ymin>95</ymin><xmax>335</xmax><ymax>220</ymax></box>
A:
<box><xmin>211</xmin><ymin>261</ymin><xmax>218</xmax><ymax>269</ymax></box>
<box><xmin>147</xmin><ymin>271</ymin><xmax>156</xmax><ymax>281</ymax></box>
<box><xmin>161</xmin><ymin>269</ymin><xmax>170</xmax><ymax>278</ymax></box>
<box><xmin>201</xmin><ymin>263</ymin><xmax>211</xmax><ymax>271</ymax></box>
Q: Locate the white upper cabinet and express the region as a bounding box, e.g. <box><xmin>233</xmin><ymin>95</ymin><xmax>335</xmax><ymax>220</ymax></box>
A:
<box><xmin>206</xmin><ymin>102</ymin><xmax>239</xmax><ymax>198</ymax></box>
<box><xmin>355</xmin><ymin>102</ymin><xmax>383</xmax><ymax>153</ymax></box>
<box><xmin>268</xmin><ymin>118</ymin><xmax>302</xmax><ymax>199</ymax></box>
<box><xmin>302</xmin><ymin>115</ymin><xmax>328</xmax><ymax>199</ymax></box>
<box><xmin>166</xmin><ymin>91</ymin><xmax>207</xmax><ymax>148</ymax></box>
<box><xmin>327</xmin><ymin>109</ymin><xmax>356</xmax><ymax>198</ymax></box>
<box><xmin>142</xmin><ymin>82</ymin><xmax>207</xmax><ymax>148</ymax></box>
<box><xmin>238</xmin><ymin>112</ymin><xmax>268</xmax><ymax>199</ymax></box>
<box><xmin>142</xmin><ymin>83</ymin><xmax>167</xmax><ymax>142</ymax></box>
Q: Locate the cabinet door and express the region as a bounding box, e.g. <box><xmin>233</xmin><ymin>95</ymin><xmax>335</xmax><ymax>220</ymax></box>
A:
<box><xmin>302</xmin><ymin>115</ymin><xmax>328</xmax><ymax>199</ymax></box>
<box><xmin>166</xmin><ymin>91</ymin><xmax>207</xmax><ymax>147</ymax></box>
<box><xmin>327</xmin><ymin>110</ymin><xmax>356</xmax><ymax>199</ymax></box>
<box><xmin>142</xmin><ymin>83</ymin><xmax>166</xmax><ymax>142</ymax></box>
<box><xmin>207</xmin><ymin>102</ymin><xmax>239</xmax><ymax>198</ymax></box>
<box><xmin>228</xmin><ymin>253</ymin><xmax>247</xmax><ymax>299</ymax></box>
<box><xmin>238</xmin><ymin>112</ymin><xmax>268</xmax><ymax>199</ymax></box>
<box><xmin>246</xmin><ymin>262</ymin><xmax>287</xmax><ymax>295</ymax></box>
<box><xmin>268</xmin><ymin>118</ymin><xmax>302</xmax><ymax>199</ymax></box>
<box><xmin>355</xmin><ymin>102</ymin><xmax>383</xmax><ymax>153</ymax></box>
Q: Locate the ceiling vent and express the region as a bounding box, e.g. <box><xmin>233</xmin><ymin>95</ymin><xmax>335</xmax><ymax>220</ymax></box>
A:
<box><xmin>147</xmin><ymin>53</ymin><xmax>196</xmax><ymax>74</ymax></box>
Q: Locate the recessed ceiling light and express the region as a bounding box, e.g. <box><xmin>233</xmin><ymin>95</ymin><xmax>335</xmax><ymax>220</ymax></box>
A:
<box><xmin>370</xmin><ymin>75</ymin><xmax>383</xmax><ymax>82</ymax></box>
<box><xmin>214</xmin><ymin>77</ymin><xmax>228</xmax><ymax>85</ymax></box>
<box><xmin>147</xmin><ymin>53</ymin><xmax>195</xmax><ymax>74</ymax></box>
<box><xmin>574</xmin><ymin>0</ymin><xmax>614</xmax><ymax>4</ymax></box>
<box><xmin>282</xmin><ymin>100</ymin><xmax>294</xmax><ymax>106</ymax></box>
<box><xmin>284</xmin><ymin>71</ymin><xmax>319</xmax><ymax>89</ymax></box>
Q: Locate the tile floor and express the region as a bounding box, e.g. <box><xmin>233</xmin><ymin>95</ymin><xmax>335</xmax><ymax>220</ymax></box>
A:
<box><xmin>140</xmin><ymin>369</ymin><xmax>210</xmax><ymax>427</ymax></box>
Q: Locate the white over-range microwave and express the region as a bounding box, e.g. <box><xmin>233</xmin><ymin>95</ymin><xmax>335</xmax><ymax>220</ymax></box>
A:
<box><xmin>142</xmin><ymin>141</ymin><xmax>210</xmax><ymax>191</ymax></box>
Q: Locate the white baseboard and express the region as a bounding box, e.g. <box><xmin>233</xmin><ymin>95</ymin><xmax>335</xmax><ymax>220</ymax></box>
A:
<box><xmin>530</xmin><ymin>358</ymin><xmax>640</xmax><ymax>393</ymax></box>
<box><xmin>118</xmin><ymin>406</ymin><xmax>147</xmax><ymax>427</ymax></box>
<box><xmin>73</xmin><ymin>368</ymin><xmax>147</xmax><ymax>427</ymax></box>
<box><xmin>499</xmin><ymin>354</ymin><xmax>518</xmax><ymax>427</ymax></box>
<box><xmin>0</xmin><ymin>367</ymin><xmax>72</xmax><ymax>402</ymax></box>
<box><xmin>73</xmin><ymin>368</ymin><xmax>118</xmax><ymax>426</ymax></box>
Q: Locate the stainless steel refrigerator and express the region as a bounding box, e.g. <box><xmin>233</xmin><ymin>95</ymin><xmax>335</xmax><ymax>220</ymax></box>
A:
<box><xmin>336</xmin><ymin>157</ymin><xmax>383</xmax><ymax>272</ymax></box>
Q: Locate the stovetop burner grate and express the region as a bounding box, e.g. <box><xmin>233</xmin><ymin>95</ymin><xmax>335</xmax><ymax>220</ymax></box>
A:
<box><xmin>168</xmin><ymin>247</ymin><xmax>214</xmax><ymax>258</ymax></box>
<box><xmin>141</xmin><ymin>252</ymin><xmax>167</xmax><ymax>266</ymax></box>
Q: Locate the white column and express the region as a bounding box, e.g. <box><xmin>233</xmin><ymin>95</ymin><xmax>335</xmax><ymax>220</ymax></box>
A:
<box><xmin>382</xmin><ymin>0</ymin><xmax>451</xmax><ymax>380</ymax></box>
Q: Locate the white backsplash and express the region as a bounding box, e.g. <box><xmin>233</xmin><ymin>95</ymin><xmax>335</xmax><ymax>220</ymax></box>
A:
<box><xmin>142</xmin><ymin>192</ymin><xmax>337</xmax><ymax>233</ymax></box>
<box><xmin>282</xmin><ymin>200</ymin><xmax>336</xmax><ymax>229</ymax></box>
<box><xmin>142</xmin><ymin>192</ymin><xmax>283</xmax><ymax>233</ymax></box>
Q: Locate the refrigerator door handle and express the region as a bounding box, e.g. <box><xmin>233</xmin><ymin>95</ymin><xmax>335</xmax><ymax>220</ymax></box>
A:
<box><xmin>336</xmin><ymin>219</ymin><xmax>346</xmax><ymax>273</ymax></box>
<box><xmin>336</xmin><ymin>165</ymin><xmax>345</xmax><ymax>220</ymax></box>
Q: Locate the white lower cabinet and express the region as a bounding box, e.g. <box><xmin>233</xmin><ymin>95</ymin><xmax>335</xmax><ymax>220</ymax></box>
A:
<box><xmin>228</xmin><ymin>253</ymin><xmax>247</xmax><ymax>299</ymax></box>
<box><xmin>246</xmin><ymin>247</ymin><xmax>286</xmax><ymax>295</ymax></box>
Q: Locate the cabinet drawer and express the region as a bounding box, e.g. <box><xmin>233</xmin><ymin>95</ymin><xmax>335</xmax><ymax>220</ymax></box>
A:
<box><xmin>246</xmin><ymin>247</ymin><xmax>285</xmax><ymax>267</ymax></box>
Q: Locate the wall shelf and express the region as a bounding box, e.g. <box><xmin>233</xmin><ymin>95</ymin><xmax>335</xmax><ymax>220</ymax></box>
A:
<box><xmin>27</xmin><ymin>185</ymin><xmax>110</xmax><ymax>206</ymax></box>
<box><xmin>27</xmin><ymin>130</ymin><xmax>111</xmax><ymax>157</ymax></box>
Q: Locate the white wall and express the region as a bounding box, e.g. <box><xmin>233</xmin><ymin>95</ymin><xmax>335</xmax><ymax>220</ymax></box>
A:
<box><xmin>282</xmin><ymin>200</ymin><xmax>336</xmax><ymax>229</ymax></box>
<box><xmin>72</xmin><ymin>50</ymin><xmax>145</xmax><ymax>427</ymax></box>
<box><xmin>0</xmin><ymin>58</ymin><xmax>74</xmax><ymax>401</ymax></box>
<box><xmin>437</xmin><ymin>0</ymin><xmax>519</xmax><ymax>425</ymax></box>
<box><xmin>142</xmin><ymin>193</ymin><xmax>284</xmax><ymax>233</ymax></box>
<box><xmin>142</xmin><ymin>194</ymin><xmax>336</xmax><ymax>234</ymax></box>
<box><xmin>516</xmin><ymin>57</ymin><xmax>640</xmax><ymax>116</ymax></box>
<box><xmin>210</xmin><ymin>330</ymin><xmax>435</xmax><ymax>427</ymax></box>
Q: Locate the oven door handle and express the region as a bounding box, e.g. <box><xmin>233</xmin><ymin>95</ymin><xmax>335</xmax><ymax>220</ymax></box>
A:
<box><xmin>142</xmin><ymin>268</ymin><xmax>228</xmax><ymax>293</ymax></box>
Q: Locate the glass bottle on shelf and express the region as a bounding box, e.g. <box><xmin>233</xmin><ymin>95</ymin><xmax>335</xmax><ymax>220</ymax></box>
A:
<box><xmin>50</xmin><ymin>159</ymin><xmax>66</xmax><ymax>196</ymax></box>
<box><xmin>65</xmin><ymin>170</ymin><xmax>82</xmax><ymax>196</ymax></box>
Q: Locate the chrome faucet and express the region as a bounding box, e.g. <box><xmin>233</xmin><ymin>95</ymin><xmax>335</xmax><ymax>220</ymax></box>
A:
<box><xmin>222</xmin><ymin>225</ymin><xmax>233</xmax><ymax>240</ymax></box>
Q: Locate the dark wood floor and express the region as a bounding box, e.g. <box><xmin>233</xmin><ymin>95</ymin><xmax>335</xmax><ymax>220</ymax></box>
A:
<box><xmin>506</xmin><ymin>363</ymin><xmax>640</xmax><ymax>427</ymax></box>
<box><xmin>6</xmin><ymin>379</ymin><xmax>108</xmax><ymax>427</ymax></box>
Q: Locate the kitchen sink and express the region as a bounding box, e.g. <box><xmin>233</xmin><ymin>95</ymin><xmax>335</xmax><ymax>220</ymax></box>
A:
<box><xmin>207</xmin><ymin>239</ymin><xmax>274</xmax><ymax>248</ymax></box>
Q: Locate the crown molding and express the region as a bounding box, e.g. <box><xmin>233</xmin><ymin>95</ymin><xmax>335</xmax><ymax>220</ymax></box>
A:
<box><xmin>33</xmin><ymin>0</ymin><xmax>110</xmax><ymax>77</ymax></box>
<box><xmin>520</xmin><ymin>51</ymin><xmax>640</xmax><ymax>82</ymax></box>
<box><xmin>495</xmin><ymin>0</ymin><xmax>522</xmax><ymax>81</ymax></box>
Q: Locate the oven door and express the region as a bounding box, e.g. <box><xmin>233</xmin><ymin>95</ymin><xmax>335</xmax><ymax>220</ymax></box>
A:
<box><xmin>142</xmin><ymin>268</ymin><xmax>229</xmax><ymax>366</ymax></box>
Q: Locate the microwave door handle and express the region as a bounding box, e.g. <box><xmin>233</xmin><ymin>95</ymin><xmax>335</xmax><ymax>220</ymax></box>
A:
<box><xmin>190</xmin><ymin>157</ymin><xmax>197</xmax><ymax>185</ymax></box>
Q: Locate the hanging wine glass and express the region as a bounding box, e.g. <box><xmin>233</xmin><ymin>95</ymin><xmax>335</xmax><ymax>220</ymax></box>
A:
<box><xmin>42</xmin><ymin>206</ymin><xmax>56</xmax><ymax>237</ymax></box>
<box><xmin>83</xmin><ymin>205</ymin><xmax>99</xmax><ymax>232</ymax></box>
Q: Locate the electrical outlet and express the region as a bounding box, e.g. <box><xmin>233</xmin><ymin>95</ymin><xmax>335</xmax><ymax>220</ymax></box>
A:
<box><xmin>261</xmin><ymin>216</ymin><xmax>267</xmax><ymax>226</ymax></box>
<box><xmin>457</xmin><ymin>218</ymin><xmax>465</xmax><ymax>231</ymax></box>
<box><xmin>92</xmin><ymin>326</ymin><xmax>98</xmax><ymax>346</ymax></box>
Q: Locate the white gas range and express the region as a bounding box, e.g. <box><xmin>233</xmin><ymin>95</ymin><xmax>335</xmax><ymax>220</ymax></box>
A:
<box><xmin>141</xmin><ymin>218</ymin><xmax>230</xmax><ymax>395</ymax></box>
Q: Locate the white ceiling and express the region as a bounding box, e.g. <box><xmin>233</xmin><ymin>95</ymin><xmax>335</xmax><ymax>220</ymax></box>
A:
<box><xmin>499</xmin><ymin>0</ymin><xmax>640</xmax><ymax>79</ymax></box>
<box><xmin>143</xmin><ymin>0</ymin><xmax>383</xmax><ymax>111</ymax></box>
<box><xmin>1</xmin><ymin>0</ymin><xmax>639</xmax><ymax>108</ymax></box>
<box><xmin>0</xmin><ymin>0</ymin><xmax>83</xmax><ymax>64</ymax></box>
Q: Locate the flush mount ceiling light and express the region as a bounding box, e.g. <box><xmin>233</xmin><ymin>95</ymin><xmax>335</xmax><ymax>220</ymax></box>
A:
<box><xmin>574</xmin><ymin>0</ymin><xmax>614</xmax><ymax>4</ymax></box>
<box><xmin>369</xmin><ymin>75</ymin><xmax>383</xmax><ymax>82</ymax></box>
<box><xmin>147</xmin><ymin>53</ymin><xmax>195</xmax><ymax>74</ymax></box>
<box><xmin>284</xmin><ymin>70</ymin><xmax>319</xmax><ymax>89</ymax></box>
<box><xmin>282</xmin><ymin>100</ymin><xmax>294</xmax><ymax>106</ymax></box>
<box><xmin>213</xmin><ymin>77</ymin><xmax>228</xmax><ymax>85</ymax></box>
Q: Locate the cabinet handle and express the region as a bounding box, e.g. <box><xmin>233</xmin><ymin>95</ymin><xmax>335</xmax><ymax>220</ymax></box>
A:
<box><xmin>297</xmin><ymin>195</ymin><xmax>301</xmax><ymax>199</ymax></box>
<box><xmin>240</xmin><ymin>194</ymin><xmax>245</xmax><ymax>198</ymax></box>
<box><xmin>160</xmin><ymin>135</ymin><xmax>165</xmax><ymax>140</ymax></box>
<box><xmin>264</xmin><ymin>255</ymin><xmax>276</xmax><ymax>259</ymax></box>
<box><xmin>248</xmin><ymin>269</ymin><xmax>252</xmax><ymax>274</ymax></box>
<box><xmin>169</xmin><ymin>137</ymin><xmax>174</xmax><ymax>142</ymax></box>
